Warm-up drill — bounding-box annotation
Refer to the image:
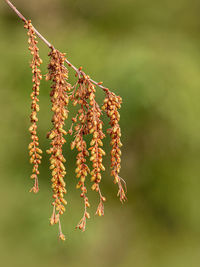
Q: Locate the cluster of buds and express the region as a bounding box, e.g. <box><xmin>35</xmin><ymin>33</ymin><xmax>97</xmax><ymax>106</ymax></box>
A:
<box><xmin>102</xmin><ymin>91</ymin><xmax>127</xmax><ymax>202</ymax></box>
<box><xmin>25</xmin><ymin>20</ymin><xmax>43</xmax><ymax>193</ymax></box>
<box><xmin>46</xmin><ymin>48</ymin><xmax>71</xmax><ymax>240</ymax></box>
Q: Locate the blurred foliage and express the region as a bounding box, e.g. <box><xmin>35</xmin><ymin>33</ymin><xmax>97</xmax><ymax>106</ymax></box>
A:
<box><xmin>0</xmin><ymin>0</ymin><xmax>200</xmax><ymax>266</ymax></box>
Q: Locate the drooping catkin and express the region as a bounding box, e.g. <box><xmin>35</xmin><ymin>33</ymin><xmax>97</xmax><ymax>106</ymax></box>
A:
<box><xmin>24</xmin><ymin>20</ymin><xmax>43</xmax><ymax>193</ymax></box>
<box><xmin>70</xmin><ymin>79</ymin><xmax>91</xmax><ymax>231</ymax></box>
<box><xmin>84</xmin><ymin>78</ymin><xmax>106</xmax><ymax>216</ymax></box>
<box><xmin>102</xmin><ymin>91</ymin><xmax>127</xmax><ymax>202</ymax></box>
<box><xmin>46</xmin><ymin>48</ymin><xmax>71</xmax><ymax>240</ymax></box>
<box><xmin>8</xmin><ymin>8</ymin><xmax>126</xmax><ymax>240</ymax></box>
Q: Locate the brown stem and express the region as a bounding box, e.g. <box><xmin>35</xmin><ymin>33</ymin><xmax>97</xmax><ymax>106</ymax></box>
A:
<box><xmin>5</xmin><ymin>0</ymin><xmax>109</xmax><ymax>92</ymax></box>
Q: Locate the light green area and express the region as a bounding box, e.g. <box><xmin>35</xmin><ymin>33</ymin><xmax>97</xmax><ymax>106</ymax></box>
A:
<box><xmin>0</xmin><ymin>0</ymin><xmax>200</xmax><ymax>266</ymax></box>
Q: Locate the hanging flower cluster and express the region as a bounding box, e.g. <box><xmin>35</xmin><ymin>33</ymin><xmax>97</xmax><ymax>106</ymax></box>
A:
<box><xmin>45</xmin><ymin>48</ymin><xmax>71</xmax><ymax>240</ymax></box>
<box><xmin>102</xmin><ymin>91</ymin><xmax>127</xmax><ymax>202</ymax></box>
<box><xmin>15</xmin><ymin>12</ymin><xmax>127</xmax><ymax>241</ymax></box>
<box><xmin>25</xmin><ymin>20</ymin><xmax>43</xmax><ymax>194</ymax></box>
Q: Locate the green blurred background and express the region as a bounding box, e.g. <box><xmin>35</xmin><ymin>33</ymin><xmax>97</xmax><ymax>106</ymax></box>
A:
<box><xmin>1</xmin><ymin>0</ymin><xmax>200</xmax><ymax>266</ymax></box>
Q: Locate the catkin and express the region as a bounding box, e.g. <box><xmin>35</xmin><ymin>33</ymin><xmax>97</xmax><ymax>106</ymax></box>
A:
<box><xmin>46</xmin><ymin>48</ymin><xmax>71</xmax><ymax>240</ymax></box>
<box><xmin>25</xmin><ymin>20</ymin><xmax>43</xmax><ymax>194</ymax></box>
<box><xmin>102</xmin><ymin>91</ymin><xmax>127</xmax><ymax>202</ymax></box>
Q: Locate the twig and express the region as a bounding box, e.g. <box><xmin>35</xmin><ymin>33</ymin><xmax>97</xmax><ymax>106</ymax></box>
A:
<box><xmin>5</xmin><ymin>0</ymin><xmax>109</xmax><ymax>92</ymax></box>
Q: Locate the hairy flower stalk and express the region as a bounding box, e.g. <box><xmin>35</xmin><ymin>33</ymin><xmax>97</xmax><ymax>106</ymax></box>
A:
<box><xmin>46</xmin><ymin>48</ymin><xmax>71</xmax><ymax>240</ymax></box>
<box><xmin>25</xmin><ymin>20</ymin><xmax>43</xmax><ymax>193</ymax></box>
<box><xmin>102</xmin><ymin>91</ymin><xmax>127</xmax><ymax>202</ymax></box>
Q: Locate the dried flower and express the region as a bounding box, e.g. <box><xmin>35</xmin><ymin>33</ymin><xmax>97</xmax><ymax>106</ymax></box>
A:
<box><xmin>25</xmin><ymin>20</ymin><xmax>43</xmax><ymax>194</ymax></box>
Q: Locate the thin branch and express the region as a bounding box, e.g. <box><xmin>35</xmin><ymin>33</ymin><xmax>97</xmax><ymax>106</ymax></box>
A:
<box><xmin>5</xmin><ymin>0</ymin><xmax>109</xmax><ymax>92</ymax></box>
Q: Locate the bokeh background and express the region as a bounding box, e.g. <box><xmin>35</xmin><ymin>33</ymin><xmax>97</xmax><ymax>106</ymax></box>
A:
<box><xmin>1</xmin><ymin>0</ymin><xmax>200</xmax><ymax>266</ymax></box>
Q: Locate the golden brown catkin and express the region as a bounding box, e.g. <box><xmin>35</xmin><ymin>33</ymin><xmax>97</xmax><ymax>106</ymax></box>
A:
<box><xmin>84</xmin><ymin>78</ymin><xmax>106</xmax><ymax>216</ymax></box>
<box><xmin>46</xmin><ymin>48</ymin><xmax>71</xmax><ymax>240</ymax></box>
<box><xmin>24</xmin><ymin>20</ymin><xmax>43</xmax><ymax>194</ymax></box>
<box><xmin>70</xmin><ymin>78</ymin><xmax>91</xmax><ymax>231</ymax></box>
<box><xmin>6</xmin><ymin>1</ymin><xmax>127</xmax><ymax>239</ymax></box>
<box><xmin>102</xmin><ymin>91</ymin><xmax>127</xmax><ymax>202</ymax></box>
<box><xmin>70</xmin><ymin>76</ymin><xmax>107</xmax><ymax>228</ymax></box>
